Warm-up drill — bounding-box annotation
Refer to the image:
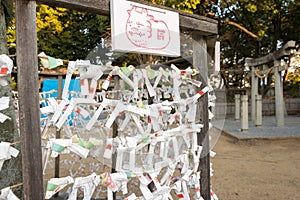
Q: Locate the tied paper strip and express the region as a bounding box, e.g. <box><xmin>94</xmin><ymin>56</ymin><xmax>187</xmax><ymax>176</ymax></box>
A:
<box><xmin>0</xmin><ymin>142</ymin><xmax>19</xmax><ymax>172</ymax></box>
<box><xmin>56</xmin><ymin>100</ymin><xmax>74</xmax><ymax>130</ymax></box>
<box><xmin>0</xmin><ymin>54</ymin><xmax>13</xmax><ymax>76</ymax></box>
<box><xmin>103</xmin><ymin>139</ymin><xmax>113</xmax><ymax>159</ymax></box>
<box><xmin>105</xmin><ymin>102</ymin><xmax>125</xmax><ymax>128</ymax></box>
<box><xmin>192</xmin><ymin>86</ymin><xmax>210</xmax><ymax>102</ymax></box>
<box><xmin>153</xmin><ymin>70</ymin><xmax>162</xmax><ymax>88</ymax></box>
<box><xmin>0</xmin><ymin>54</ymin><xmax>13</xmax><ymax>86</ymax></box>
<box><xmin>0</xmin><ymin>97</ymin><xmax>11</xmax><ymax>123</ymax></box>
<box><xmin>78</xmin><ymin>60</ymin><xmax>103</xmax><ymax>97</ymax></box>
<box><xmin>55</xmin><ymin>98</ymin><xmax>95</xmax><ymax>130</ymax></box>
<box><xmin>148</xmin><ymin>172</ymin><xmax>162</xmax><ymax>190</ymax></box>
<box><xmin>85</xmin><ymin>98</ymin><xmax>110</xmax><ymax>130</ymax></box>
<box><xmin>133</xmin><ymin>70</ymin><xmax>143</xmax><ymax>99</ymax></box>
<box><xmin>101</xmin><ymin>172</ymin><xmax>128</xmax><ymax>200</ymax></box>
<box><xmin>77</xmin><ymin>60</ymin><xmax>92</xmax><ymax>95</ymax></box>
<box><xmin>62</xmin><ymin>61</ymin><xmax>76</xmax><ymax>100</ymax></box>
<box><xmin>139</xmin><ymin>184</ymin><xmax>153</xmax><ymax>200</ymax></box>
<box><xmin>45</xmin><ymin>176</ymin><xmax>74</xmax><ymax>199</ymax></box>
<box><xmin>38</xmin><ymin>52</ymin><xmax>63</xmax><ymax>69</ymax></box>
<box><xmin>0</xmin><ymin>187</ymin><xmax>19</xmax><ymax>200</ymax></box>
<box><xmin>116</xmin><ymin>67</ymin><xmax>134</xmax><ymax>89</ymax></box>
<box><xmin>191</xmin><ymin>172</ymin><xmax>201</xmax><ymax>199</ymax></box>
<box><xmin>41</xmin><ymin>61</ymin><xmax>219</xmax><ymax>199</ymax></box>
<box><xmin>211</xmin><ymin>190</ymin><xmax>219</xmax><ymax>200</ymax></box>
<box><xmin>121</xmin><ymin>65</ymin><xmax>135</xmax><ymax>76</ymax></box>
<box><xmin>111</xmin><ymin>172</ymin><xmax>128</xmax><ymax>194</ymax></box>
<box><xmin>193</xmin><ymin>146</ymin><xmax>203</xmax><ymax>172</ymax></box>
<box><xmin>47</xmin><ymin>138</ymin><xmax>89</xmax><ymax>159</ymax></box>
<box><xmin>102</xmin><ymin>70</ymin><xmax>114</xmax><ymax>90</ymax></box>
<box><xmin>160</xmin><ymin>162</ymin><xmax>176</xmax><ymax>186</ymax></box>
<box><xmin>115</xmin><ymin>147</ymin><xmax>125</xmax><ymax>171</ymax></box>
<box><xmin>182</xmin><ymin>181</ymin><xmax>191</xmax><ymax>200</ymax></box>
<box><xmin>171</xmin><ymin>71</ymin><xmax>182</xmax><ymax>101</ymax></box>
<box><xmin>124</xmin><ymin>193</ymin><xmax>137</xmax><ymax>200</ymax></box>
<box><xmin>40</xmin><ymin>97</ymin><xmax>57</xmax><ymax>115</ymax></box>
<box><xmin>51</xmin><ymin>99</ymin><xmax>69</xmax><ymax>124</ymax></box>
<box><xmin>100</xmin><ymin>172</ymin><xmax>117</xmax><ymax>192</ymax></box>
<box><xmin>68</xmin><ymin>173</ymin><xmax>100</xmax><ymax>200</ymax></box>
<box><xmin>80</xmin><ymin>79</ymin><xmax>89</xmax><ymax>96</ymax></box>
<box><xmin>142</xmin><ymin>69</ymin><xmax>156</xmax><ymax>97</ymax></box>
<box><xmin>49</xmin><ymin>139</ymin><xmax>71</xmax><ymax>158</ymax></box>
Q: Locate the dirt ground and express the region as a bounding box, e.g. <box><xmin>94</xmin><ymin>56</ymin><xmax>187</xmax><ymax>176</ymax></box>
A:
<box><xmin>211</xmin><ymin>133</ymin><xmax>300</xmax><ymax>200</ymax></box>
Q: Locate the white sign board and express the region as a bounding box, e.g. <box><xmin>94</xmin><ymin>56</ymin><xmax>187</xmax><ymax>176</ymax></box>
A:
<box><xmin>111</xmin><ymin>0</ymin><xmax>180</xmax><ymax>57</ymax></box>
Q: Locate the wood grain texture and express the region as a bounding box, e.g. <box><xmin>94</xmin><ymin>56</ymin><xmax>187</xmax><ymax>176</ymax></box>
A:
<box><xmin>193</xmin><ymin>32</ymin><xmax>211</xmax><ymax>200</ymax></box>
<box><xmin>37</xmin><ymin>0</ymin><xmax>218</xmax><ymax>34</ymax></box>
<box><xmin>16</xmin><ymin>1</ymin><xmax>44</xmax><ymax>199</ymax></box>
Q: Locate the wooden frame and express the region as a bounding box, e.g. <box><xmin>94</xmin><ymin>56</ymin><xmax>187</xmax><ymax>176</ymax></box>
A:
<box><xmin>15</xmin><ymin>1</ymin><xmax>218</xmax><ymax>199</ymax></box>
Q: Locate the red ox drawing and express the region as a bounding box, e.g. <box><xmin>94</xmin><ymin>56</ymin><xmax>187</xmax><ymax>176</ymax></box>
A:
<box><xmin>126</xmin><ymin>6</ymin><xmax>171</xmax><ymax>50</ymax></box>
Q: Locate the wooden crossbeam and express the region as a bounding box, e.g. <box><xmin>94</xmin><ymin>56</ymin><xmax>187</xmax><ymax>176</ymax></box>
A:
<box><xmin>36</xmin><ymin>0</ymin><xmax>218</xmax><ymax>35</ymax></box>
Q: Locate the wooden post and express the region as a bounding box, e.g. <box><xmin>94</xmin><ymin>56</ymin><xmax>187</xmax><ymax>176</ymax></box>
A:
<box><xmin>192</xmin><ymin>32</ymin><xmax>210</xmax><ymax>200</ymax></box>
<box><xmin>55</xmin><ymin>75</ymin><xmax>63</xmax><ymax>179</ymax></box>
<box><xmin>274</xmin><ymin>61</ymin><xmax>284</xmax><ymax>127</ymax></box>
<box><xmin>16</xmin><ymin>1</ymin><xmax>44</xmax><ymax>199</ymax></box>
<box><xmin>112</xmin><ymin>76</ymin><xmax>120</xmax><ymax>200</ymax></box>
<box><xmin>251</xmin><ymin>66</ymin><xmax>258</xmax><ymax>122</ymax></box>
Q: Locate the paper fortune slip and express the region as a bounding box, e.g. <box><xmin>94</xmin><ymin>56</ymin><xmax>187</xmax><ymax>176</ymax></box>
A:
<box><xmin>0</xmin><ymin>54</ymin><xmax>13</xmax><ymax>76</ymax></box>
<box><xmin>38</xmin><ymin>59</ymin><xmax>219</xmax><ymax>200</ymax></box>
<box><xmin>0</xmin><ymin>142</ymin><xmax>19</xmax><ymax>172</ymax></box>
<box><xmin>38</xmin><ymin>52</ymin><xmax>63</xmax><ymax>69</ymax></box>
<box><xmin>45</xmin><ymin>176</ymin><xmax>74</xmax><ymax>199</ymax></box>
<box><xmin>0</xmin><ymin>97</ymin><xmax>11</xmax><ymax>123</ymax></box>
<box><xmin>0</xmin><ymin>187</ymin><xmax>19</xmax><ymax>200</ymax></box>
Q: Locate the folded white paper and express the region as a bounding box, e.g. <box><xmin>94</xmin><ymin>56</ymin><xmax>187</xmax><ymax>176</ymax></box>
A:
<box><xmin>0</xmin><ymin>187</ymin><xmax>19</xmax><ymax>200</ymax></box>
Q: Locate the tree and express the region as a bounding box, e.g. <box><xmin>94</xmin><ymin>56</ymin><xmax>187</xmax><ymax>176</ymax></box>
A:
<box><xmin>215</xmin><ymin>0</ymin><xmax>299</xmax><ymax>94</ymax></box>
<box><xmin>7</xmin><ymin>5</ymin><xmax>110</xmax><ymax>62</ymax></box>
<box><xmin>0</xmin><ymin>1</ymin><xmax>22</xmax><ymax>197</ymax></box>
<box><xmin>36</xmin><ymin>5</ymin><xmax>110</xmax><ymax>61</ymax></box>
<box><xmin>282</xmin><ymin>0</ymin><xmax>300</xmax><ymax>44</ymax></box>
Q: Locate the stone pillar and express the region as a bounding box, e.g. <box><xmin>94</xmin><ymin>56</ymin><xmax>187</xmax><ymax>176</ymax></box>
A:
<box><xmin>255</xmin><ymin>94</ymin><xmax>262</xmax><ymax>127</ymax></box>
<box><xmin>274</xmin><ymin>61</ymin><xmax>284</xmax><ymax>127</ymax></box>
<box><xmin>251</xmin><ymin>66</ymin><xmax>258</xmax><ymax>122</ymax></box>
<box><xmin>235</xmin><ymin>94</ymin><xmax>240</xmax><ymax>121</ymax></box>
<box><xmin>241</xmin><ymin>95</ymin><xmax>248</xmax><ymax>132</ymax></box>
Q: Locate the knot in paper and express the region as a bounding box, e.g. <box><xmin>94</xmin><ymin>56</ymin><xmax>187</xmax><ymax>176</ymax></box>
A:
<box><xmin>121</xmin><ymin>65</ymin><xmax>135</xmax><ymax>76</ymax></box>
<box><xmin>100</xmin><ymin>172</ymin><xmax>117</xmax><ymax>191</ymax></box>
<box><xmin>0</xmin><ymin>54</ymin><xmax>13</xmax><ymax>76</ymax></box>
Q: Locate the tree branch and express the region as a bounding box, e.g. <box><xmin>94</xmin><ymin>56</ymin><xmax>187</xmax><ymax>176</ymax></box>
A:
<box><xmin>206</xmin><ymin>12</ymin><xmax>260</xmax><ymax>40</ymax></box>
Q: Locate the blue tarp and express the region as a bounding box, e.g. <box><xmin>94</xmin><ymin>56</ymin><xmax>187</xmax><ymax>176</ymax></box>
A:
<box><xmin>42</xmin><ymin>79</ymin><xmax>81</xmax><ymax>98</ymax></box>
<box><xmin>41</xmin><ymin>79</ymin><xmax>83</xmax><ymax>125</ymax></box>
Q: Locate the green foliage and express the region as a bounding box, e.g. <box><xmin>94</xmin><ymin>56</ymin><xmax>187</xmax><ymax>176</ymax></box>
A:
<box><xmin>147</xmin><ymin>0</ymin><xmax>218</xmax><ymax>15</ymax></box>
<box><xmin>11</xmin><ymin>76</ymin><xmax>17</xmax><ymax>90</ymax></box>
<box><xmin>36</xmin><ymin>5</ymin><xmax>110</xmax><ymax>61</ymax></box>
<box><xmin>284</xmin><ymin>67</ymin><xmax>300</xmax><ymax>97</ymax></box>
<box><xmin>6</xmin><ymin>18</ymin><xmax>15</xmax><ymax>55</ymax></box>
<box><xmin>7</xmin><ymin>5</ymin><xmax>110</xmax><ymax>61</ymax></box>
<box><xmin>282</xmin><ymin>1</ymin><xmax>300</xmax><ymax>43</ymax></box>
